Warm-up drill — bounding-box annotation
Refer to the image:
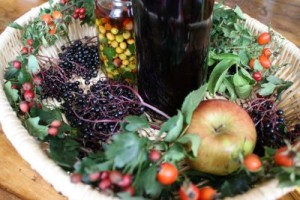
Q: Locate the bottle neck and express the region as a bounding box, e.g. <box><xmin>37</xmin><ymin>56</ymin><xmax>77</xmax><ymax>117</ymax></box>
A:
<box><xmin>96</xmin><ymin>0</ymin><xmax>131</xmax><ymax>8</ymax></box>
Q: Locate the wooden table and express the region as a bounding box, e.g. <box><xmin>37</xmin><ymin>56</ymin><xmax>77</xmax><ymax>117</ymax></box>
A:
<box><xmin>0</xmin><ymin>0</ymin><xmax>300</xmax><ymax>199</ymax></box>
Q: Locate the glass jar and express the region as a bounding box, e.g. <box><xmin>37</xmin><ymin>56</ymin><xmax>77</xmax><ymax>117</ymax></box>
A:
<box><xmin>95</xmin><ymin>0</ymin><xmax>137</xmax><ymax>83</ymax></box>
<box><xmin>132</xmin><ymin>0</ymin><xmax>215</xmax><ymax>115</ymax></box>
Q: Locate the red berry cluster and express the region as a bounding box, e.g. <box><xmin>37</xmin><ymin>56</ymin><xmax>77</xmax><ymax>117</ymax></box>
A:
<box><xmin>73</xmin><ymin>8</ymin><xmax>86</xmax><ymax>20</ymax></box>
<box><xmin>71</xmin><ymin>171</ymin><xmax>134</xmax><ymax>196</ymax></box>
<box><xmin>48</xmin><ymin>120</ymin><xmax>62</xmax><ymax>136</ymax></box>
<box><xmin>20</xmin><ymin>38</ymin><xmax>35</xmax><ymax>55</ymax></box>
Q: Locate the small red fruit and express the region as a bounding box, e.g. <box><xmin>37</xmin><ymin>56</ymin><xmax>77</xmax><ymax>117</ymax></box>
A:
<box><xmin>198</xmin><ymin>186</ymin><xmax>217</xmax><ymax>200</ymax></box>
<box><xmin>21</xmin><ymin>47</ymin><xmax>29</xmax><ymax>54</ymax></box>
<box><xmin>33</xmin><ymin>76</ymin><xmax>42</xmax><ymax>85</ymax></box>
<box><xmin>51</xmin><ymin>120</ymin><xmax>62</xmax><ymax>128</ymax></box>
<box><xmin>75</xmin><ymin>8</ymin><xmax>81</xmax><ymax>14</ymax></box>
<box><xmin>19</xmin><ymin>101</ymin><xmax>30</xmax><ymax>113</ymax></box>
<box><xmin>113</xmin><ymin>58</ymin><xmax>122</xmax><ymax>67</ymax></box>
<box><xmin>70</xmin><ymin>173</ymin><xmax>82</xmax><ymax>183</ymax></box>
<box><xmin>11</xmin><ymin>84</ymin><xmax>18</xmax><ymax>89</ymax></box>
<box><xmin>123</xmin><ymin>18</ymin><xmax>133</xmax><ymax>31</ymax></box>
<box><xmin>157</xmin><ymin>162</ymin><xmax>178</xmax><ymax>185</ymax></box>
<box><xmin>262</xmin><ymin>48</ymin><xmax>272</xmax><ymax>58</ymax></box>
<box><xmin>149</xmin><ymin>150</ymin><xmax>161</xmax><ymax>162</ymax></box>
<box><xmin>52</xmin><ymin>11</ymin><xmax>64</xmax><ymax>20</ymax></box>
<box><xmin>243</xmin><ymin>154</ymin><xmax>262</xmax><ymax>172</ymax></box>
<box><xmin>24</xmin><ymin>90</ymin><xmax>35</xmax><ymax>101</ymax></box>
<box><xmin>118</xmin><ymin>174</ymin><xmax>132</xmax><ymax>188</ymax></box>
<box><xmin>79</xmin><ymin>8</ymin><xmax>85</xmax><ymax>14</ymax></box>
<box><xmin>79</xmin><ymin>14</ymin><xmax>85</xmax><ymax>20</ymax></box>
<box><xmin>28</xmin><ymin>101</ymin><xmax>35</xmax><ymax>108</ymax></box>
<box><xmin>48</xmin><ymin>127</ymin><xmax>59</xmax><ymax>136</ymax></box>
<box><xmin>73</xmin><ymin>13</ymin><xmax>79</xmax><ymax>19</ymax></box>
<box><xmin>274</xmin><ymin>147</ymin><xmax>294</xmax><ymax>167</ymax></box>
<box><xmin>100</xmin><ymin>171</ymin><xmax>109</xmax><ymax>180</ymax></box>
<box><xmin>178</xmin><ymin>182</ymin><xmax>200</xmax><ymax>200</ymax></box>
<box><xmin>89</xmin><ymin>172</ymin><xmax>101</xmax><ymax>182</ymax></box>
<box><xmin>259</xmin><ymin>55</ymin><xmax>271</xmax><ymax>69</ymax></box>
<box><xmin>109</xmin><ymin>170</ymin><xmax>122</xmax><ymax>184</ymax></box>
<box><xmin>48</xmin><ymin>23</ymin><xmax>57</xmax><ymax>35</ymax></box>
<box><xmin>257</xmin><ymin>32</ymin><xmax>271</xmax><ymax>45</ymax></box>
<box><xmin>13</xmin><ymin>60</ymin><xmax>22</xmax><ymax>69</ymax></box>
<box><xmin>22</xmin><ymin>82</ymin><xmax>33</xmax><ymax>91</ymax></box>
<box><xmin>252</xmin><ymin>71</ymin><xmax>262</xmax><ymax>82</ymax></box>
<box><xmin>27</xmin><ymin>38</ymin><xmax>34</xmax><ymax>46</ymax></box>
<box><xmin>98</xmin><ymin>178</ymin><xmax>112</xmax><ymax>190</ymax></box>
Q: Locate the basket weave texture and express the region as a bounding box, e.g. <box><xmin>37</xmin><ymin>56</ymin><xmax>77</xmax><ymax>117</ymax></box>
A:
<box><xmin>0</xmin><ymin>1</ymin><xmax>300</xmax><ymax>200</ymax></box>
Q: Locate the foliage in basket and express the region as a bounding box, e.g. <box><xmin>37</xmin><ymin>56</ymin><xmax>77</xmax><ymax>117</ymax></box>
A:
<box><xmin>2</xmin><ymin>0</ymin><xmax>300</xmax><ymax>199</ymax></box>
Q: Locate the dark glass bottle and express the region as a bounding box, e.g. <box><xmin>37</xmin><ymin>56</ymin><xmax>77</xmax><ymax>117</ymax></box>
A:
<box><xmin>132</xmin><ymin>0</ymin><xmax>215</xmax><ymax>115</ymax></box>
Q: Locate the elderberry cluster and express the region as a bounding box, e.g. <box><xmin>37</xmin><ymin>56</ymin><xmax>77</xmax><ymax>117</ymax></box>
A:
<box><xmin>38</xmin><ymin>37</ymin><xmax>145</xmax><ymax>154</ymax></box>
<box><xmin>247</xmin><ymin>98</ymin><xmax>300</xmax><ymax>156</ymax></box>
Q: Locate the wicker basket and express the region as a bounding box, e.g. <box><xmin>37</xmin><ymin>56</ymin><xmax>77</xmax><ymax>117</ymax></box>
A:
<box><xmin>0</xmin><ymin>1</ymin><xmax>299</xmax><ymax>200</ymax></box>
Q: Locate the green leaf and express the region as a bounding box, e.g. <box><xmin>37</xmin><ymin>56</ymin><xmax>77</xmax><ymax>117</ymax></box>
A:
<box><xmin>117</xmin><ymin>192</ymin><xmax>148</xmax><ymax>200</ymax></box>
<box><xmin>208</xmin><ymin>58</ymin><xmax>238</xmax><ymax>94</ymax></box>
<box><xmin>177</xmin><ymin>134</ymin><xmax>201</xmax><ymax>158</ymax></box>
<box><xmin>181</xmin><ymin>84</ymin><xmax>208</xmax><ymax>124</ymax></box>
<box><xmin>234</xmin><ymin>6</ymin><xmax>245</xmax><ymax>19</ymax></box>
<box><xmin>3</xmin><ymin>81</ymin><xmax>19</xmax><ymax>103</ymax></box>
<box><xmin>105</xmin><ymin>133</ymin><xmax>143</xmax><ymax>168</ymax></box>
<box><xmin>258</xmin><ymin>82</ymin><xmax>276</xmax><ymax>96</ymax></box>
<box><xmin>18</xmin><ymin>66</ymin><xmax>31</xmax><ymax>84</ymax></box>
<box><xmin>163</xmin><ymin>143</ymin><xmax>185</xmax><ymax>162</ymax></box>
<box><xmin>124</xmin><ymin>115</ymin><xmax>149</xmax><ymax>132</ymax></box>
<box><xmin>103</xmin><ymin>47</ymin><xmax>116</xmax><ymax>61</ymax></box>
<box><xmin>224</xmin><ymin>78</ymin><xmax>237</xmax><ymax>100</ymax></box>
<box><xmin>135</xmin><ymin>165</ymin><xmax>162</xmax><ymax>197</ymax></box>
<box><xmin>160</xmin><ymin>111</ymin><xmax>184</xmax><ymax>142</ymax></box>
<box><xmin>9</xmin><ymin>22</ymin><xmax>23</xmax><ymax>30</ymax></box>
<box><xmin>38</xmin><ymin>108</ymin><xmax>62</xmax><ymax>124</ymax></box>
<box><xmin>277</xmin><ymin>81</ymin><xmax>293</xmax><ymax>101</ymax></box>
<box><xmin>254</xmin><ymin>60</ymin><xmax>263</xmax><ymax>71</ymax></box>
<box><xmin>4</xmin><ymin>66</ymin><xmax>19</xmax><ymax>80</ymax></box>
<box><xmin>239</xmin><ymin>50</ymin><xmax>249</xmax><ymax>66</ymax></box>
<box><xmin>27</xmin><ymin>55</ymin><xmax>40</xmax><ymax>74</ymax></box>
<box><xmin>266</xmin><ymin>75</ymin><xmax>283</xmax><ymax>85</ymax></box>
<box><xmin>239</xmin><ymin>68</ymin><xmax>255</xmax><ymax>85</ymax></box>
<box><xmin>49</xmin><ymin>137</ymin><xmax>80</xmax><ymax>169</ymax></box>
<box><xmin>24</xmin><ymin>117</ymin><xmax>48</xmax><ymax>140</ymax></box>
<box><xmin>233</xmin><ymin>73</ymin><xmax>249</xmax><ymax>87</ymax></box>
<box><xmin>211</xmin><ymin>53</ymin><xmax>240</xmax><ymax>61</ymax></box>
<box><xmin>235</xmin><ymin>84</ymin><xmax>252</xmax><ymax>99</ymax></box>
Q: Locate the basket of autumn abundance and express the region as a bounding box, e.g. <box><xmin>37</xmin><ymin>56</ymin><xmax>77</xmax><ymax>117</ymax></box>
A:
<box><xmin>0</xmin><ymin>0</ymin><xmax>300</xmax><ymax>199</ymax></box>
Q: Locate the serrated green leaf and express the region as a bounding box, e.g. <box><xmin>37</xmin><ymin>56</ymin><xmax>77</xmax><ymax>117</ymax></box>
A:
<box><xmin>177</xmin><ymin>134</ymin><xmax>200</xmax><ymax>158</ymax></box>
<box><xmin>27</xmin><ymin>55</ymin><xmax>40</xmax><ymax>74</ymax></box>
<box><xmin>124</xmin><ymin>115</ymin><xmax>149</xmax><ymax>132</ymax></box>
<box><xmin>258</xmin><ymin>82</ymin><xmax>276</xmax><ymax>96</ymax></box>
<box><xmin>38</xmin><ymin>108</ymin><xmax>62</xmax><ymax>124</ymax></box>
<box><xmin>160</xmin><ymin>111</ymin><xmax>184</xmax><ymax>142</ymax></box>
<box><xmin>239</xmin><ymin>50</ymin><xmax>249</xmax><ymax>66</ymax></box>
<box><xmin>277</xmin><ymin>81</ymin><xmax>293</xmax><ymax>101</ymax></box>
<box><xmin>105</xmin><ymin>133</ymin><xmax>143</xmax><ymax>168</ymax></box>
<box><xmin>208</xmin><ymin>58</ymin><xmax>238</xmax><ymax>94</ymax></box>
<box><xmin>163</xmin><ymin>143</ymin><xmax>185</xmax><ymax>163</ymax></box>
<box><xmin>254</xmin><ymin>60</ymin><xmax>263</xmax><ymax>71</ymax></box>
<box><xmin>234</xmin><ymin>6</ymin><xmax>245</xmax><ymax>19</ymax></box>
<box><xmin>9</xmin><ymin>22</ymin><xmax>23</xmax><ymax>30</ymax></box>
<box><xmin>181</xmin><ymin>84</ymin><xmax>208</xmax><ymax>124</ymax></box>
<box><xmin>266</xmin><ymin>75</ymin><xmax>283</xmax><ymax>85</ymax></box>
<box><xmin>103</xmin><ymin>47</ymin><xmax>116</xmax><ymax>60</ymax></box>
<box><xmin>24</xmin><ymin>117</ymin><xmax>48</xmax><ymax>140</ymax></box>
<box><xmin>18</xmin><ymin>66</ymin><xmax>31</xmax><ymax>84</ymax></box>
<box><xmin>3</xmin><ymin>81</ymin><xmax>19</xmax><ymax>103</ymax></box>
<box><xmin>135</xmin><ymin>165</ymin><xmax>162</xmax><ymax>197</ymax></box>
<box><xmin>49</xmin><ymin>137</ymin><xmax>80</xmax><ymax>169</ymax></box>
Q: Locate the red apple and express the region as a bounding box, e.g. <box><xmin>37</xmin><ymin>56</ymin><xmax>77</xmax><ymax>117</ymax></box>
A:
<box><xmin>186</xmin><ymin>99</ymin><xmax>257</xmax><ymax>175</ymax></box>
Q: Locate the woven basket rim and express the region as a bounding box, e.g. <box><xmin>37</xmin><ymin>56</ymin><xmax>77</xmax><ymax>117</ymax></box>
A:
<box><xmin>0</xmin><ymin>1</ymin><xmax>299</xmax><ymax>200</ymax></box>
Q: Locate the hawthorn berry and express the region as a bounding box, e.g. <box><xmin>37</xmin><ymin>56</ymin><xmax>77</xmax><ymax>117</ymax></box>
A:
<box><xmin>22</xmin><ymin>82</ymin><xmax>33</xmax><ymax>91</ymax></box>
<box><xmin>149</xmin><ymin>149</ymin><xmax>161</xmax><ymax>162</ymax></box>
<box><xmin>109</xmin><ymin>171</ymin><xmax>122</xmax><ymax>184</ymax></box>
<box><xmin>21</xmin><ymin>47</ymin><xmax>29</xmax><ymax>54</ymax></box>
<box><xmin>48</xmin><ymin>127</ymin><xmax>59</xmax><ymax>136</ymax></box>
<box><xmin>125</xmin><ymin>186</ymin><xmax>135</xmax><ymax>196</ymax></box>
<box><xmin>24</xmin><ymin>90</ymin><xmax>35</xmax><ymax>101</ymax></box>
<box><xmin>98</xmin><ymin>178</ymin><xmax>112</xmax><ymax>190</ymax></box>
<box><xmin>19</xmin><ymin>101</ymin><xmax>30</xmax><ymax>113</ymax></box>
<box><xmin>79</xmin><ymin>8</ymin><xmax>85</xmax><ymax>15</ymax></box>
<box><xmin>252</xmin><ymin>71</ymin><xmax>262</xmax><ymax>82</ymax></box>
<box><xmin>89</xmin><ymin>172</ymin><xmax>101</xmax><ymax>182</ymax></box>
<box><xmin>27</xmin><ymin>39</ymin><xmax>34</xmax><ymax>46</ymax></box>
<box><xmin>50</xmin><ymin>120</ymin><xmax>62</xmax><ymax>128</ymax></box>
<box><xmin>70</xmin><ymin>173</ymin><xmax>82</xmax><ymax>183</ymax></box>
<box><xmin>117</xmin><ymin>174</ymin><xmax>132</xmax><ymax>188</ymax></box>
<box><xmin>13</xmin><ymin>60</ymin><xmax>22</xmax><ymax>69</ymax></box>
<box><xmin>33</xmin><ymin>76</ymin><xmax>42</xmax><ymax>85</ymax></box>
